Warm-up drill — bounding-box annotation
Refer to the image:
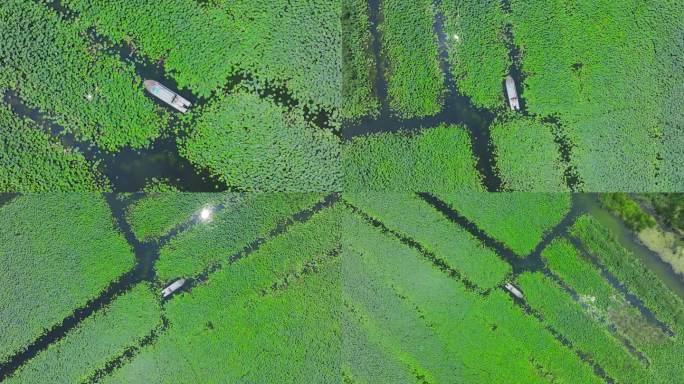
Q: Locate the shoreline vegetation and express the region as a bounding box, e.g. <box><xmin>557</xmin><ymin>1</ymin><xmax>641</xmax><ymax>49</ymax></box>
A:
<box><xmin>600</xmin><ymin>193</ymin><xmax>684</xmax><ymax>278</ymax></box>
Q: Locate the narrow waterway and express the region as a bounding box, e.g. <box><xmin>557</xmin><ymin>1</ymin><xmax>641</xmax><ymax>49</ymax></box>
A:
<box><xmin>343</xmin><ymin>0</ymin><xmax>509</xmax><ymax>191</ymax></box>
<box><xmin>343</xmin><ymin>198</ymin><xmax>482</xmax><ymax>292</ymax></box>
<box><xmin>186</xmin><ymin>194</ymin><xmax>340</xmax><ymax>291</ymax></box>
<box><xmin>3</xmin><ymin>90</ymin><xmax>226</xmax><ymax>192</ymax></box>
<box><xmin>0</xmin><ymin>193</ymin><xmax>230</xmax><ymax>380</ymax></box>
<box><xmin>574</xmin><ymin>194</ymin><xmax>684</xmax><ymax>299</ymax></box>
<box><xmin>7</xmin><ymin>0</ymin><xmax>338</xmax><ymax>193</ymax></box>
<box><xmin>344</xmin><ymin>0</ymin><xmax>589</xmax><ymax>192</ymax></box>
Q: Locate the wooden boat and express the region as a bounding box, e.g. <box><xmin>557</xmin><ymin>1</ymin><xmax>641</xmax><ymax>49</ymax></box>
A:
<box><xmin>144</xmin><ymin>80</ymin><xmax>191</xmax><ymax>113</ymax></box>
<box><xmin>505</xmin><ymin>75</ymin><xmax>521</xmax><ymax>111</ymax></box>
<box><xmin>162</xmin><ymin>278</ymin><xmax>186</xmax><ymax>298</ymax></box>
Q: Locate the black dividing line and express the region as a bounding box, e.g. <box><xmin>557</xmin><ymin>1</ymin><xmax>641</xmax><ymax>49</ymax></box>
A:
<box><xmin>417</xmin><ymin>193</ymin><xmax>529</xmax><ymax>272</ymax></box>
<box><xmin>44</xmin><ymin>0</ymin><xmax>336</xmax><ymax>134</ymax></box>
<box><xmin>540</xmin><ymin>267</ymin><xmax>651</xmax><ymax>367</ymax></box>
<box><xmin>104</xmin><ymin>194</ymin><xmax>164</xmax><ymax>283</ymax></box>
<box><xmin>0</xmin><ymin>192</ymin><xmax>246</xmax><ymax>380</ymax></box>
<box><xmin>2</xmin><ymin>90</ymin><xmax>110</xmax><ymax>189</ymax></box>
<box><xmin>566</xmin><ymin>236</ymin><xmax>675</xmax><ymax>337</ymax></box>
<box><xmin>342</xmin><ymin>199</ymin><xmax>484</xmax><ymax>293</ymax></box>
<box><xmin>504</xmin><ymin>288</ymin><xmax>616</xmax><ymax>384</ymax></box>
<box><xmin>82</xmin><ymin>315</ymin><xmax>169</xmax><ymax>384</ymax></box>
<box><xmin>500</xmin><ymin>0</ymin><xmax>585</xmax><ymax>191</ymax></box>
<box><xmin>88</xmin><ymin>250</ymin><xmax>339</xmax><ymax>382</ymax></box>
<box><xmin>0</xmin><ymin>195</ymin><xmax>338</xmax><ymax>379</ymax></box>
<box><xmin>105</xmin><ymin>194</ymin><xmax>145</xmax><ymax>252</ymax></box>
<box><xmin>87</xmin><ymin>195</ymin><xmax>338</xmax><ymax>379</ymax></box>
<box><xmin>500</xmin><ymin>19</ymin><xmax>527</xmax><ymax>114</ymax></box>
<box><xmin>0</xmin><ymin>272</ymin><xmax>140</xmax><ymax>381</ymax></box>
<box><xmin>31</xmin><ymin>0</ymin><xmax>334</xmax><ymax>192</ymax></box>
<box><xmin>499</xmin><ymin>0</ymin><xmax>585</xmax><ymax>191</ymax></box>
<box><xmin>174</xmin><ymin>194</ymin><xmax>340</xmax><ymax>295</ymax></box>
<box><xmin>525</xmin><ymin>195</ymin><xmax>582</xmax><ymax>258</ymax></box>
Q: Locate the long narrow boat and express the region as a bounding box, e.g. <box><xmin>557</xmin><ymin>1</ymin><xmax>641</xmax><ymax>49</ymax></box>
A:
<box><xmin>504</xmin><ymin>283</ymin><xmax>524</xmax><ymax>299</ymax></box>
<box><xmin>161</xmin><ymin>278</ymin><xmax>187</xmax><ymax>298</ymax></box>
<box><xmin>505</xmin><ymin>75</ymin><xmax>521</xmax><ymax>111</ymax></box>
<box><xmin>144</xmin><ymin>80</ymin><xmax>191</xmax><ymax>113</ymax></box>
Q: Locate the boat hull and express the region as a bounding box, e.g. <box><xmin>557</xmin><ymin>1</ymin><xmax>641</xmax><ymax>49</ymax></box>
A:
<box><xmin>144</xmin><ymin>80</ymin><xmax>191</xmax><ymax>113</ymax></box>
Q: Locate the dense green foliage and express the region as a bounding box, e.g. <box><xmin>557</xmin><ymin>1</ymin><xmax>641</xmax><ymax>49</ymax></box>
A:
<box><xmin>342</xmin><ymin>0</ymin><xmax>379</xmax><ymax>121</ymax></box>
<box><xmin>435</xmin><ymin>192</ymin><xmax>571</xmax><ymax>255</ymax></box>
<box><xmin>104</xmin><ymin>206</ymin><xmax>341</xmax><ymax>383</ymax></box>
<box><xmin>0</xmin><ymin>105</ymin><xmax>106</xmax><ymax>191</ymax></box>
<box><xmin>517</xmin><ymin>272</ymin><xmax>648</xmax><ymax>383</ymax></box>
<box><xmin>343</xmin><ymin>192</ymin><xmax>510</xmax><ymax>288</ymax></box>
<box><xmin>180</xmin><ymin>91</ymin><xmax>340</xmax><ymax>191</ymax></box>
<box><xmin>643</xmin><ymin>194</ymin><xmax>684</xmax><ymax>233</ymax></box>
<box><xmin>4</xmin><ymin>193</ymin><xmax>684</xmax><ymax>382</ymax></box>
<box><xmin>600</xmin><ymin>193</ymin><xmax>656</xmax><ymax>231</ymax></box>
<box><xmin>380</xmin><ymin>0</ymin><xmax>444</xmax><ymax>118</ymax></box>
<box><xmin>65</xmin><ymin>0</ymin><xmax>341</xmax><ymax>114</ymax></box>
<box><xmin>126</xmin><ymin>193</ymin><xmax>232</xmax><ymax>241</ymax></box>
<box><xmin>509</xmin><ymin>0</ymin><xmax>682</xmax><ymax>190</ymax></box>
<box><xmin>542</xmin><ymin>238</ymin><xmax>615</xmax><ymax>303</ymax></box>
<box><xmin>571</xmin><ymin>214</ymin><xmax>684</xmax><ymax>331</ymax></box>
<box><xmin>651</xmin><ymin>2</ymin><xmax>684</xmax><ymax>190</ymax></box>
<box><xmin>491</xmin><ymin>117</ymin><xmax>567</xmax><ymax>191</ymax></box>
<box><xmin>342</xmin><ymin>304</ymin><xmax>420</xmax><ymax>383</ymax></box>
<box><xmin>0</xmin><ymin>0</ymin><xmax>166</xmax><ymax>151</ymax></box>
<box><xmin>0</xmin><ymin>194</ymin><xmax>134</xmax><ymax>363</ymax></box>
<box><xmin>343</xmin><ymin>211</ymin><xmax>600</xmax><ymax>383</ymax></box>
<box><xmin>6</xmin><ymin>284</ymin><xmax>161</xmax><ymax>384</ymax></box>
<box><xmin>343</xmin><ymin>124</ymin><xmax>483</xmax><ymax>191</ymax></box>
<box><xmin>440</xmin><ymin>0</ymin><xmax>510</xmax><ymax>109</ymax></box>
<box><xmin>542</xmin><ymin>237</ymin><xmax>668</xmax><ymax>348</ymax></box>
<box><xmin>155</xmin><ymin>193</ymin><xmax>324</xmax><ymax>280</ymax></box>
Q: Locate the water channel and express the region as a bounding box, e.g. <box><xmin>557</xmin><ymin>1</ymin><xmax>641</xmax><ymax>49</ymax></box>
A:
<box><xmin>4</xmin><ymin>0</ymin><xmax>337</xmax><ymax>192</ymax></box>
<box><xmin>574</xmin><ymin>194</ymin><xmax>684</xmax><ymax>300</ymax></box>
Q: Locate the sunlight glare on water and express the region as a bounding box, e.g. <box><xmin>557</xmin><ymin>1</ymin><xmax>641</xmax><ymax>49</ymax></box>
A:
<box><xmin>200</xmin><ymin>207</ymin><xmax>213</xmax><ymax>222</ymax></box>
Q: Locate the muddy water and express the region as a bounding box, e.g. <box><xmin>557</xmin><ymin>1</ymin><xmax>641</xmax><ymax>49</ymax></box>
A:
<box><xmin>575</xmin><ymin>194</ymin><xmax>684</xmax><ymax>299</ymax></box>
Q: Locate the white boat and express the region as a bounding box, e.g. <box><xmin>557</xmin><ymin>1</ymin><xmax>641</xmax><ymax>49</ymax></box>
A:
<box><xmin>161</xmin><ymin>278</ymin><xmax>186</xmax><ymax>298</ymax></box>
<box><xmin>504</xmin><ymin>283</ymin><xmax>524</xmax><ymax>299</ymax></box>
<box><xmin>505</xmin><ymin>75</ymin><xmax>521</xmax><ymax>111</ymax></box>
<box><xmin>144</xmin><ymin>80</ymin><xmax>191</xmax><ymax>113</ymax></box>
